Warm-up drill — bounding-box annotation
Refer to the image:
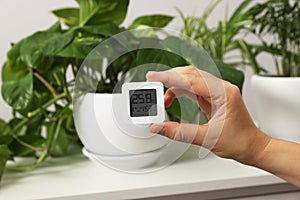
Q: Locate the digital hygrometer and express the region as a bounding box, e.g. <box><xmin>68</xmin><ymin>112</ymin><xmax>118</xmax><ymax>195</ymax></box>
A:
<box><xmin>122</xmin><ymin>82</ymin><xmax>165</xmax><ymax>124</ymax></box>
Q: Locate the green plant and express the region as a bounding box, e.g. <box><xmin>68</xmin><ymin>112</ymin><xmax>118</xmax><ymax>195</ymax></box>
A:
<box><xmin>0</xmin><ymin>0</ymin><xmax>244</xmax><ymax>182</ymax></box>
<box><xmin>247</xmin><ymin>0</ymin><xmax>300</xmax><ymax>77</ymax></box>
<box><xmin>178</xmin><ymin>0</ymin><xmax>262</xmax><ymax>74</ymax></box>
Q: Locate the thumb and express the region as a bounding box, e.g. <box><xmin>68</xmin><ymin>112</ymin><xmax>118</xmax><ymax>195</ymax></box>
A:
<box><xmin>149</xmin><ymin>121</ymin><xmax>208</xmax><ymax>146</ymax></box>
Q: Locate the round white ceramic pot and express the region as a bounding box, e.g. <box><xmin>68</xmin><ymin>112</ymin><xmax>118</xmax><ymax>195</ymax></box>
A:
<box><xmin>251</xmin><ymin>75</ymin><xmax>300</xmax><ymax>143</ymax></box>
<box><xmin>74</xmin><ymin>93</ymin><xmax>169</xmax><ymax>155</ymax></box>
<box><xmin>73</xmin><ymin>93</ymin><xmax>170</xmax><ymax>170</ymax></box>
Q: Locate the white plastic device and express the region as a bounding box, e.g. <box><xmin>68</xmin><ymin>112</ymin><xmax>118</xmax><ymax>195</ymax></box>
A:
<box><xmin>122</xmin><ymin>82</ymin><xmax>165</xmax><ymax>124</ymax></box>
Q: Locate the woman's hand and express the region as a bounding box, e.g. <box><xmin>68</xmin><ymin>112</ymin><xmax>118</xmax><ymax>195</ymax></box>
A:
<box><xmin>146</xmin><ymin>66</ymin><xmax>270</xmax><ymax>165</ymax></box>
<box><xmin>147</xmin><ymin>66</ymin><xmax>300</xmax><ymax>187</ymax></box>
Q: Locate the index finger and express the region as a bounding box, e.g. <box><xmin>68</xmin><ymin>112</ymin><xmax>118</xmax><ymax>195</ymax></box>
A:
<box><xmin>146</xmin><ymin>66</ymin><xmax>224</xmax><ymax>98</ymax></box>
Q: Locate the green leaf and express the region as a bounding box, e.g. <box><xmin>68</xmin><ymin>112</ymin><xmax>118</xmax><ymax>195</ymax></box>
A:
<box><xmin>166</xmin><ymin>98</ymin><xmax>181</xmax><ymax>121</ymax></box>
<box><xmin>19</xmin><ymin>28</ymin><xmax>75</xmax><ymax>72</ymax></box>
<box><xmin>2</xmin><ymin>41</ymin><xmax>28</xmax><ymax>83</ymax></box>
<box><xmin>77</xmin><ymin>0</ymin><xmax>129</xmax><ymax>26</ymax></box>
<box><xmin>50</xmin><ymin>127</ymin><xmax>69</xmax><ymax>157</ymax></box>
<box><xmin>0</xmin><ymin>119</ymin><xmax>13</xmax><ymax>145</ymax></box>
<box><xmin>180</xmin><ymin>96</ymin><xmax>200</xmax><ymax>123</ymax></box>
<box><xmin>8</xmin><ymin>118</ymin><xmax>27</xmax><ymax>136</ymax></box>
<box><xmin>0</xmin><ymin>145</ymin><xmax>11</xmax><ymax>181</ymax></box>
<box><xmin>2</xmin><ymin>73</ymin><xmax>33</xmax><ymax>110</ymax></box>
<box><xmin>58</xmin><ymin>23</ymin><xmax>121</xmax><ymax>60</ymax></box>
<box><xmin>52</xmin><ymin>8</ymin><xmax>79</xmax><ymax>27</ymax></box>
<box><xmin>236</xmin><ymin>39</ymin><xmax>260</xmax><ymax>74</ymax></box>
<box><xmin>129</xmin><ymin>15</ymin><xmax>174</xmax><ymax>29</ymax></box>
<box><xmin>25</xmin><ymin>114</ymin><xmax>45</xmax><ymax>135</ymax></box>
<box><xmin>47</xmin><ymin>121</ymin><xmax>69</xmax><ymax>157</ymax></box>
<box><xmin>213</xmin><ymin>58</ymin><xmax>244</xmax><ymax>91</ymax></box>
<box><xmin>16</xmin><ymin>90</ymin><xmax>51</xmax><ymax>117</ymax></box>
<box><xmin>136</xmin><ymin>48</ymin><xmax>188</xmax><ymax>67</ymax></box>
<box><xmin>58</xmin><ymin>36</ymin><xmax>102</xmax><ymax>59</ymax></box>
<box><xmin>81</xmin><ymin>23</ymin><xmax>120</xmax><ymax>36</ymax></box>
<box><xmin>47</xmin><ymin>21</ymin><xmax>63</xmax><ymax>33</ymax></box>
<box><xmin>229</xmin><ymin>0</ymin><xmax>251</xmax><ymax>23</ymax></box>
<box><xmin>162</xmin><ymin>36</ymin><xmax>218</xmax><ymax>75</ymax></box>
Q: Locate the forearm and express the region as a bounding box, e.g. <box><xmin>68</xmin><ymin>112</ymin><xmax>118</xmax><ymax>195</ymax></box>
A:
<box><xmin>252</xmin><ymin>134</ymin><xmax>300</xmax><ymax>187</ymax></box>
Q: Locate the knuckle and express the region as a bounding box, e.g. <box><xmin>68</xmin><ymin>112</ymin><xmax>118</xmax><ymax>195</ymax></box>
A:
<box><xmin>225</xmin><ymin>82</ymin><xmax>241</xmax><ymax>100</ymax></box>
<box><xmin>183</xmin><ymin>66</ymin><xmax>200</xmax><ymax>87</ymax></box>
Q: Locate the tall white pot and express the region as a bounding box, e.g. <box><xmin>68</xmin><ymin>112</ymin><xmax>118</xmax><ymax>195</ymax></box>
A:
<box><xmin>251</xmin><ymin>75</ymin><xmax>300</xmax><ymax>143</ymax></box>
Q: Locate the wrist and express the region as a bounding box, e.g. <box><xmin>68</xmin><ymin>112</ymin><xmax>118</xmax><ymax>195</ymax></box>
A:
<box><xmin>239</xmin><ymin>129</ymin><xmax>272</xmax><ymax>167</ymax></box>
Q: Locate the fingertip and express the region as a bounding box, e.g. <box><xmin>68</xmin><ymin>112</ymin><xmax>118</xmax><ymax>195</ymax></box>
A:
<box><xmin>146</xmin><ymin>71</ymin><xmax>157</xmax><ymax>81</ymax></box>
<box><xmin>149</xmin><ymin>123</ymin><xmax>164</xmax><ymax>134</ymax></box>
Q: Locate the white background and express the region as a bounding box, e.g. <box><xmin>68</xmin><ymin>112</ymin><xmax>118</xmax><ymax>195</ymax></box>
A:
<box><xmin>0</xmin><ymin>0</ymin><xmax>271</xmax><ymax>121</ymax></box>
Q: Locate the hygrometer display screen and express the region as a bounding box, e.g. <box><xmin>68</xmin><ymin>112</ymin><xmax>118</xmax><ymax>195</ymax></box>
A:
<box><xmin>129</xmin><ymin>89</ymin><xmax>157</xmax><ymax>117</ymax></box>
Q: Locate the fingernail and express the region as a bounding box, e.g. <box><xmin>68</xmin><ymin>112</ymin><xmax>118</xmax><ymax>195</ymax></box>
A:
<box><xmin>149</xmin><ymin>123</ymin><xmax>164</xmax><ymax>133</ymax></box>
<box><xmin>146</xmin><ymin>71</ymin><xmax>157</xmax><ymax>79</ymax></box>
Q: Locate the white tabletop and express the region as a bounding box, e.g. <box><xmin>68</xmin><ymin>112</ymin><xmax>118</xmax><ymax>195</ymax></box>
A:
<box><xmin>0</xmin><ymin>145</ymin><xmax>292</xmax><ymax>200</ymax></box>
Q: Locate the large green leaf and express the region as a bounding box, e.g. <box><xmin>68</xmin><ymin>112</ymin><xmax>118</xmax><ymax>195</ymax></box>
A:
<box><xmin>19</xmin><ymin>28</ymin><xmax>75</xmax><ymax>72</ymax></box>
<box><xmin>2</xmin><ymin>73</ymin><xmax>33</xmax><ymax>110</ymax></box>
<box><xmin>129</xmin><ymin>15</ymin><xmax>174</xmax><ymax>29</ymax></box>
<box><xmin>58</xmin><ymin>23</ymin><xmax>121</xmax><ymax>59</ymax></box>
<box><xmin>2</xmin><ymin>41</ymin><xmax>28</xmax><ymax>83</ymax></box>
<box><xmin>58</xmin><ymin>36</ymin><xmax>102</xmax><ymax>59</ymax></box>
<box><xmin>76</xmin><ymin>0</ymin><xmax>129</xmax><ymax>26</ymax></box>
<box><xmin>0</xmin><ymin>145</ymin><xmax>11</xmax><ymax>181</ymax></box>
<box><xmin>52</xmin><ymin>8</ymin><xmax>80</xmax><ymax>27</ymax></box>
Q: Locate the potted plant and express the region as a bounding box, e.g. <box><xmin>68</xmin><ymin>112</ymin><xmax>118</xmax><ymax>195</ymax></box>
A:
<box><xmin>178</xmin><ymin>0</ymin><xmax>261</xmax><ymax>73</ymax></box>
<box><xmin>0</xmin><ymin>0</ymin><xmax>245</xmax><ymax>181</ymax></box>
<box><xmin>247</xmin><ymin>0</ymin><xmax>300</xmax><ymax>142</ymax></box>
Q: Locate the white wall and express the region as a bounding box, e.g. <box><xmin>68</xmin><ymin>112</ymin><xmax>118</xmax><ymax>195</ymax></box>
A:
<box><xmin>0</xmin><ymin>0</ymin><xmax>262</xmax><ymax>121</ymax></box>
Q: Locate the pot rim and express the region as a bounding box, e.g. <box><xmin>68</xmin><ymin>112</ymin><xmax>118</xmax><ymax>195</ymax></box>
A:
<box><xmin>252</xmin><ymin>74</ymin><xmax>300</xmax><ymax>80</ymax></box>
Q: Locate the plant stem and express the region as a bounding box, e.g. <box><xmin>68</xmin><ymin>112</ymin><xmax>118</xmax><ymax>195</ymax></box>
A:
<box><xmin>12</xmin><ymin>135</ymin><xmax>45</xmax><ymax>152</ymax></box>
<box><xmin>27</xmin><ymin>92</ymin><xmax>69</xmax><ymax>118</ymax></box>
<box><xmin>28</xmin><ymin>67</ymin><xmax>59</xmax><ymax>98</ymax></box>
<box><xmin>5</xmin><ymin>150</ymin><xmax>49</xmax><ymax>171</ymax></box>
<box><xmin>6</xmin><ymin>88</ymin><xmax>74</xmax><ymax>171</ymax></box>
<box><xmin>48</xmin><ymin>119</ymin><xmax>63</xmax><ymax>152</ymax></box>
<box><xmin>12</xmin><ymin>92</ymin><xmax>69</xmax><ymax>150</ymax></box>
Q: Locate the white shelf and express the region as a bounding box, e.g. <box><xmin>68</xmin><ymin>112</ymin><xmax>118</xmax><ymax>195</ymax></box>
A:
<box><xmin>0</xmin><ymin>146</ymin><xmax>297</xmax><ymax>200</ymax></box>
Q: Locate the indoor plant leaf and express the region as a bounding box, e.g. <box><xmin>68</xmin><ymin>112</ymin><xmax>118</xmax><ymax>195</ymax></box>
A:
<box><xmin>58</xmin><ymin>36</ymin><xmax>103</xmax><ymax>59</ymax></box>
<box><xmin>81</xmin><ymin>23</ymin><xmax>120</xmax><ymax>36</ymax></box>
<box><xmin>52</xmin><ymin>8</ymin><xmax>80</xmax><ymax>27</ymax></box>
<box><xmin>76</xmin><ymin>0</ymin><xmax>129</xmax><ymax>26</ymax></box>
<box><xmin>2</xmin><ymin>41</ymin><xmax>28</xmax><ymax>83</ymax></box>
<box><xmin>162</xmin><ymin>36</ymin><xmax>244</xmax><ymax>90</ymax></box>
<box><xmin>213</xmin><ymin>59</ymin><xmax>244</xmax><ymax>91</ymax></box>
<box><xmin>46</xmin><ymin>120</ymin><xmax>69</xmax><ymax>157</ymax></box>
<box><xmin>49</xmin><ymin>127</ymin><xmax>70</xmax><ymax>157</ymax></box>
<box><xmin>19</xmin><ymin>28</ymin><xmax>75</xmax><ymax>72</ymax></box>
<box><xmin>0</xmin><ymin>145</ymin><xmax>12</xmax><ymax>182</ymax></box>
<box><xmin>0</xmin><ymin>119</ymin><xmax>13</xmax><ymax>145</ymax></box>
<box><xmin>2</xmin><ymin>73</ymin><xmax>33</xmax><ymax>110</ymax></box>
<box><xmin>129</xmin><ymin>15</ymin><xmax>174</xmax><ymax>29</ymax></box>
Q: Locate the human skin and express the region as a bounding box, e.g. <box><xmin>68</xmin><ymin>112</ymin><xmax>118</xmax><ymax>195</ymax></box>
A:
<box><xmin>146</xmin><ymin>66</ymin><xmax>300</xmax><ymax>187</ymax></box>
